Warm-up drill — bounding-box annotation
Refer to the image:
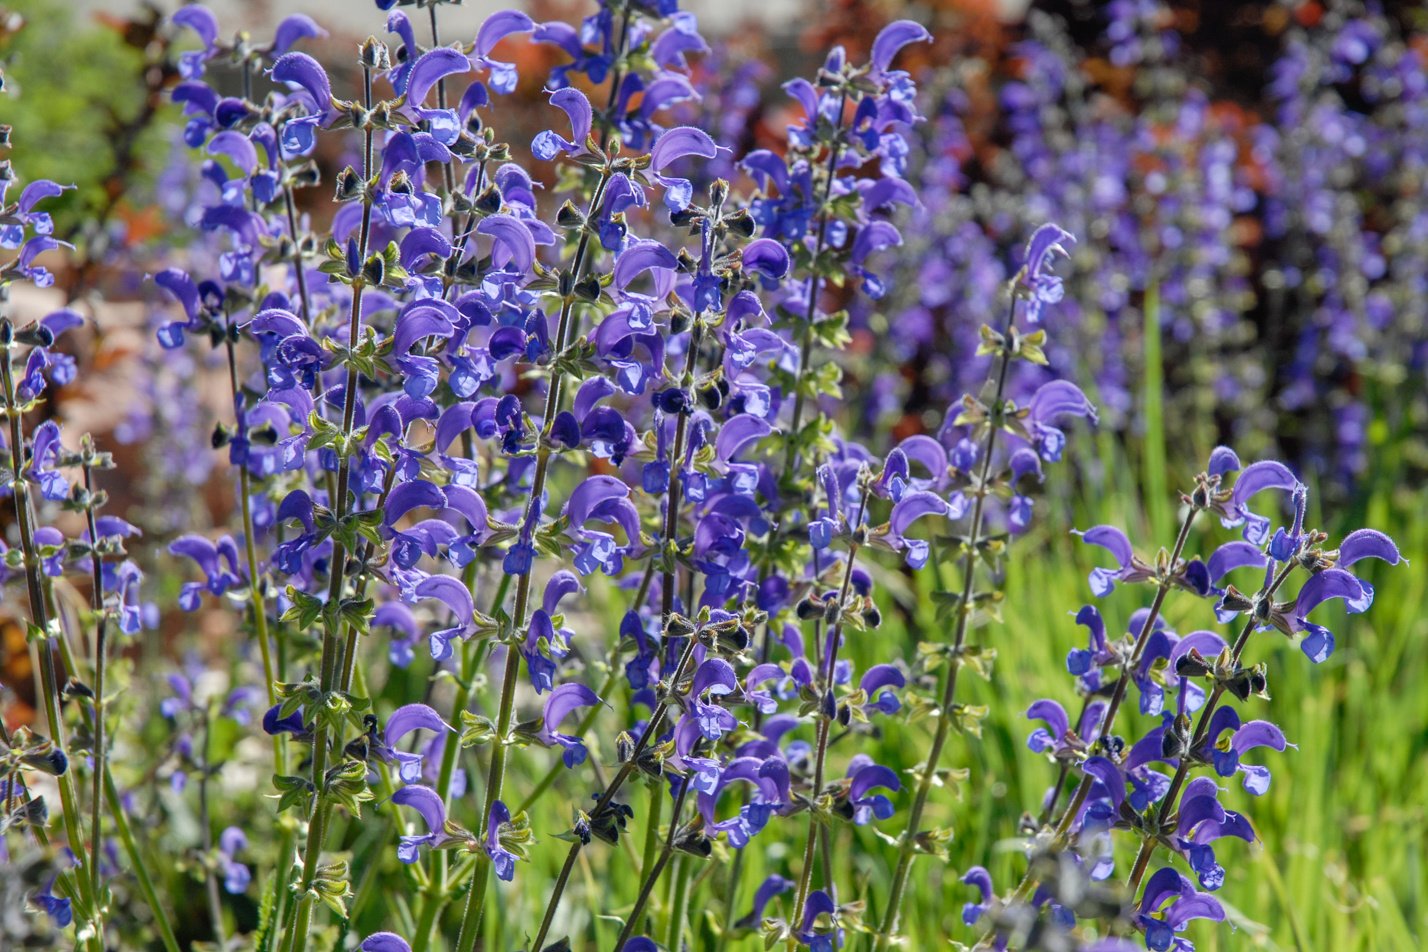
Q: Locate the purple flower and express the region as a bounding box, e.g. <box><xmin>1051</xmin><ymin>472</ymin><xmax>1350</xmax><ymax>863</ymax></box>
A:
<box><xmin>1137</xmin><ymin>867</ymin><xmax>1226</xmax><ymax>951</ymax></box>
<box><xmin>538</xmin><ymin>683</ymin><xmax>600</xmax><ymax>767</ymax></box>
<box><xmin>391</xmin><ymin>785</ymin><xmax>458</xmax><ymax>864</ymax></box>
<box><xmin>169</xmin><ymin>534</ymin><xmax>244</xmax><ymax>610</ymax></box>
<box><xmin>649</xmin><ymin>126</ymin><xmax>723</xmax><ymax>211</ymax></box>
<box><xmin>1073</xmin><ymin>525</ymin><xmax>1148</xmax><ymax>597</ymax></box>
<box><xmin>1015</xmin><ymin>224</ymin><xmax>1074</xmax><ymax>323</ymax></box>
<box><xmin>270</xmin><ymin>52</ymin><xmax>334</xmax><ymax>121</ymax></box>
<box><xmin>961</xmin><ymin>866</ymin><xmax>994</xmax><ymax>925</ymax></box>
<box><xmin>1224</xmin><ymin>460</ymin><xmax>1301</xmax><ymax>545</ymax></box>
<box><xmin>859</xmin><ymin>664</ymin><xmax>905</xmax><ymax>716</ymax></box>
<box><xmin>736</xmin><ymin>874</ymin><xmax>794</xmax><ymax>929</ymax></box>
<box><xmin>218</xmin><ymin>827</ymin><xmax>251</xmax><ymax>894</ymax></box>
<box><xmin>484</xmin><ymin>799</ymin><xmax>520</xmax><ymax>881</ymax></box>
<box><xmin>532</xmin><ymin>87</ymin><xmax>593</xmax><ymax>161</ymax></box>
<box><xmin>870</xmin><ymin>20</ymin><xmax>933</xmax><ymax>75</ymax></box>
<box><xmin>1291</xmin><ymin>567</ymin><xmax>1373</xmax><ymax>663</ymax></box>
<box><xmin>846</xmin><ymin>759</ymin><xmax>900</xmax><ymax>825</ymax></box>
<box><xmin>797</xmin><ymin>889</ymin><xmax>843</xmax><ymax>952</ymax></box>
<box><xmin>378</xmin><ymin>704</ymin><xmax>454</xmax><ymax>783</ymax></box>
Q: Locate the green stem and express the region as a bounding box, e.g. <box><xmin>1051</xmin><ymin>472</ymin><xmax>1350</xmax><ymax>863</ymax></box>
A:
<box><xmin>791</xmin><ymin>491</ymin><xmax>869</xmax><ymax>926</ymax></box>
<box><xmin>281</xmin><ymin>63</ymin><xmax>377</xmax><ymax>952</ymax></box>
<box><xmin>453</xmin><ymin>167</ymin><xmax>616</xmax><ymax>952</ymax></box>
<box><xmin>224</xmin><ymin>324</ymin><xmax>284</xmax><ymax>745</ymax></box>
<box><xmin>781</xmin><ymin>92</ymin><xmax>848</xmax><ymax>478</ymax></box>
<box><xmin>665</xmin><ymin>852</ymin><xmax>693</xmax><ymax>952</ymax></box>
<box><xmin>200</xmin><ymin>709</ymin><xmax>230</xmax><ymax>948</ymax></box>
<box><xmin>615</xmin><ymin>775</ymin><xmax>696</xmax><ymax>951</ymax></box>
<box><xmin>104</xmin><ymin>769</ymin><xmax>183</xmax><ymax>952</ymax></box>
<box><xmin>524</xmin><ymin>309</ymin><xmax>709</xmax><ymax>951</ymax></box>
<box><xmin>80</xmin><ymin>461</ymin><xmax>108</xmax><ymax>904</ymax></box>
<box><xmin>51</xmin><ymin>595</ymin><xmax>181</xmax><ymax>952</ymax></box>
<box><xmin>873</xmin><ymin>303</ymin><xmax>1019</xmax><ymax>951</ymax></box>
<box><xmin>1</xmin><ymin>347</ymin><xmax>99</xmax><ymax>946</ymax></box>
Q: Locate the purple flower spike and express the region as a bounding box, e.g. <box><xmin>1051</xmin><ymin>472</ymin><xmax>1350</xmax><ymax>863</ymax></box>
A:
<box><xmin>360</xmin><ymin>934</ymin><xmax>412</xmax><ymax>952</ymax></box>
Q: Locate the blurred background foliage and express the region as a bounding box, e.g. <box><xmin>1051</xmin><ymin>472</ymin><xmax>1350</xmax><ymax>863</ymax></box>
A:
<box><xmin>0</xmin><ymin>0</ymin><xmax>1424</xmax><ymax>948</ymax></box>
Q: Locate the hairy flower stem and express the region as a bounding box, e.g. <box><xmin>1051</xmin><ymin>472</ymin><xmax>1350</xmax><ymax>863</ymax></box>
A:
<box><xmin>791</xmin><ymin>485</ymin><xmax>871</xmax><ymax>928</ymax></box>
<box><xmin>223</xmin><ymin>325</ymin><xmax>282</xmax><ymax>722</ymax></box>
<box><xmin>453</xmin><ymin>165</ymin><xmax>616</xmax><ymax>952</ymax></box>
<box><xmin>1124</xmin><ymin>560</ymin><xmax>1297</xmax><ymax>898</ymax></box>
<box><xmin>666</xmin><ymin>851</ymin><xmax>694</xmax><ymax>950</ymax></box>
<box><xmin>428</xmin><ymin>5</ymin><xmax>458</xmax><ymax>201</ymax></box>
<box><xmin>782</xmin><ymin>94</ymin><xmax>848</xmax><ymax>478</ymax></box>
<box><xmin>281</xmin><ymin>157</ymin><xmax>338</xmax><ymax>509</ymax></box>
<box><xmin>614</xmin><ymin>774</ymin><xmax>697</xmax><ymax>951</ymax></box>
<box><xmin>523</xmin><ymin>313</ymin><xmax>709</xmax><ymax>952</ymax></box>
<box><xmin>528</xmin><ymin>631</ymin><xmax>700</xmax><ymax>951</ymax></box>
<box><xmin>47</xmin><ymin>620</ymin><xmax>182</xmax><ymax>952</ymax></box>
<box><xmin>200</xmin><ymin>709</ymin><xmax>230</xmax><ymax>947</ymax></box>
<box><xmin>0</xmin><ymin>352</ymin><xmax>100</xmax><ymax>948</ymax></box>
<box><xmin>79</xmin><ymin>461</ymin><xmax>108</xmax><ymax>903</ymax></box>
<box><xmin>338</xmin><ymin>461</ymin><xmax>400</xmax><ymax>694</ymax></box>
<box><xmin>972</xmin><ymin>506</ymin><xmax>1200</xmax><ymax>949</ymax></box>
<box><xmin>282</xmin><ymin>186</ymin><xmax>314</xmax><ymax>327</ymax></box>
<box><xmin>873</xmin><ymin>302</ymin><xmax>1023</xmax><ymax>949</ymax></box>
<box><xmin>281</xmin><ymin>63</ymin><xmax>377</xmax><ymax>952</ymax></box>
<box><xmin>410</xmin><ymin>572</ymin><xmax>511</xmax><ymax>952</ymax></box>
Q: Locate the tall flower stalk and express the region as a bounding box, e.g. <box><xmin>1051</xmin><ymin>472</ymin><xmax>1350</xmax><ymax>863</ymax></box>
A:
<box><xmin>875</xmin><ymin>224</ymin><xmax>1079</xmax><ymax>947</ymax></box>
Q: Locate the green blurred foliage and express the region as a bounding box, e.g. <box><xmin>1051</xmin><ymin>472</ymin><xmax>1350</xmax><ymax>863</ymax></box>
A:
<box><xmin>0</xmin><ymin>1</ymin><xmax>171</xmax><ymax>240</ymax></box>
